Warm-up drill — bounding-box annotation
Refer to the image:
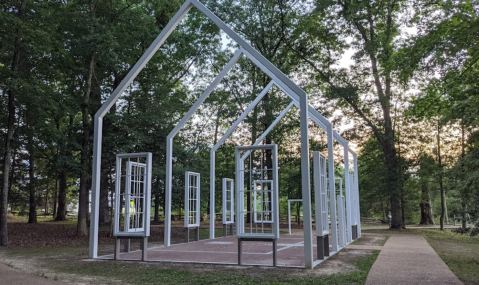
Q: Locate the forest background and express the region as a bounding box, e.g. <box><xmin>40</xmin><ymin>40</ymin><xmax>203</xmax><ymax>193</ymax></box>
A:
<box><xmin>1</xmin><ymin>0</ymin><xmax>478</xmax><ymax>245</ymax></box>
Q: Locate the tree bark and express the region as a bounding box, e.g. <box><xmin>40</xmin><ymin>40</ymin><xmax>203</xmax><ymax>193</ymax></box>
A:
<box><xmin>419</xmin><ymin>182</ymin><xmax>434</xmax><ymax>225</ymax></box>
<box><xmin>0</xmin><ymin>0</ymin><xmax>26</xmax><ymax>246</ymax></box>
<box><xmin>1</xmin><ymin>85</ymin><xmax>16</xmax><ymax>246</ymax></box>
<box><xmin>77</xmin><ymin>53</ymin><xmax>95</xmax><ymax>236</ymax></box>
<box><xmin>53</xmin><ymin>178</ymin><xmax>58</xmax><ymax>216</ymax></box>
<box><xmin>55</xmin><ymin>172</ymin><xmax>67</xmax><ymax>221</ymax></box>
<box><xmin>28</xmin><ymin>149</ymin><xmax>37</xmax><ymax>224</ymax></box>
<box><xmin>154</xmin><ymin>180</ymin><xmax>160</xmax><ymax>223</ymax></box>
<box><xmin>44</xmin><ymin>182</ymin><xmax>49</xmax><ymax>215</ymax></box>
<box><xmin>99</xmin><ymin>166</ymin><xmax>111</xmax><ymax>225</ymax></box>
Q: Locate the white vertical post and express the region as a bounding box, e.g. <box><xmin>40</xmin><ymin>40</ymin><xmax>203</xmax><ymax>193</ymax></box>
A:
<box><xmin>209</xmin><ymin>152</ymin><xmax>215</xmax><ymax>239</ymax></box>
<box><xmin>235</xmin><ymin>148</ymin><xmax>241</xmax><ymax>237</ymax></box>
<box><xmin>327</xmin><ymin>124</ymin><xmax>338</xmax><ymax>253</ymax></box>
<box><xmin>313</xmin><ymin>152</ymin><xmax>325</xmax><ymax>236</ymax></box>
<box><xmin>299</xmin><ymin>92</ymin><xmax>313</xmax><ymax>269</ymax></box>
<box><xmin>272</xmin><ymin>145</ymin><xmax>280</xmax><ymax>238</ymax></box>
<box><xmin>336</xmin><ymin>178</ymin><xmax>346</xmax><ymax>248</ymax></box>
<box><xmin>164</xmin><ymin>50</ymin><xmax>243</xmax><ymax>246</ymax></box>
<box><xmin>344</xmin><ymin>145</ymin><xmax>352</xmax><ymax>243</ymax></box>
<box><xmin>145</xmin><ymin>153</ymin><xmax>152</xmax><ymax>237</ymax></box>
<box><xmin>354</xmin><ymin>154</ymin><xmax>361</xmax><ymax>237</ymax></box>
<box><xmin>288</xmin><ymin>200</ymin><xmax>291</xmax><ymax>235</ymax></box>
<box><xmin>89</xmin><ymin>116</ymin><xmax>102</xmax><ymax>258</ymax></box>
<box><xmin>165</xmin><ymin>137</ymin><xmax>173</xmax><ymax>246</ymax></box>
<box><xmin>209</xmin><ymin>81</ymin><xmax>272</xmax><ymax>239</ymax></box>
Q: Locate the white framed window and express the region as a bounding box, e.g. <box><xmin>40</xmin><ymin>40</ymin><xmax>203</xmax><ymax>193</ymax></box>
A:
<box><xmin>114</xmin><ymin>153</ymin><xmax>152</xmax><ymax>237</ymax></box>
<box><xmin>314</xmin><ymin>151</ymin><xmax>329</xmax><ymax>236</ymax></box>
<box><xmin>235</xmin><ymin>144</ymin><xmax>279</xmax><ymax>239</ymax></box>
<box><xmin>222</xmin><ymin>178</ymin><xmax>234</xmax><ymax>224</ymax></box>
<box><xmin>184</xmin><ymin>172</ymin><xmax>200</xmax><ymax>228</ymax></box>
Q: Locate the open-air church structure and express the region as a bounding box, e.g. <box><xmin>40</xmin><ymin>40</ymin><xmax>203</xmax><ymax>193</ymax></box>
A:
<box><xmin>88</xmin><ymin>0</ymin><xmax>360</xmax><ymax>269</ymax></box>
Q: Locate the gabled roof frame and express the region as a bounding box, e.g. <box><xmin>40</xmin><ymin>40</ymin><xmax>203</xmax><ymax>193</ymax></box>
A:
<box><xmin>89</xmin><ymin>0</ymin><xmax>359</xmax><ymax>269</ymax></box>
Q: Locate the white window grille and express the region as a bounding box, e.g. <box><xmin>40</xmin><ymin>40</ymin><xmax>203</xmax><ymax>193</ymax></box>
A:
<box><xmin>336</xmin><ymin>178</ymin><xmax>346</xmax><ymax>247</ymax></box>
<box><xmin>349</xmin><ymin>173</ymin><xmax>358</xmax><ymax>226</ymax></box>
<box><xmin>235</xmin><ymin>144</ymin><xmax>279</xmax><ymax>239</ymax></box>
<box><xmin>222</xmin><ymin>178</ymin><xmax>234</xmax><ymax>225</ymax></box>
<box><xmin>114</xmin><ymin>153</ymin><xmax>152</xmax><ymax>237</ymax></box>
<box><xmin>184</xmin><ymin>172</ymin><xmax>200</xmax><ymax>228</ymax></box>
<box><xmin>314</xmin><ymin>151</ymin><xmax>329</xmax><ymax>236</ymax></box>
<box><xmin>253</xmin><ymin>180</ymin><xmax>274</xmax><ymax>224</ymax></box>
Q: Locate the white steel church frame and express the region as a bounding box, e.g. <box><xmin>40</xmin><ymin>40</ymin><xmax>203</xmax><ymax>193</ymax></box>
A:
<box><xmin>89</xmin><ymin>0</ymin><xmax>361</xmax><ymax>269</ymax></box>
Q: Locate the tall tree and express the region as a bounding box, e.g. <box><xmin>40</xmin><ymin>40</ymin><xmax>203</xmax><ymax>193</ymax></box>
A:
<box><xmin>292</xmin><ymin>0</ymin><xmax>410</xmax><ymax>228</ymax></box>
<box><xmin>0</xmin><ymin>0</ymin><xmax>27</xmax><ymax>246</ymax></box>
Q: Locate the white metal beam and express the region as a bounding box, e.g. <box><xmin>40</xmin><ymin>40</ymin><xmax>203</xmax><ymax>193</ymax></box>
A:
<box><xmin>236</xmin><ymin>49</ymin><xmax>313</xmax><ymax>268</ymax></box>
<box><xmin>240</xmin><ymin>102</ymin><xmax>294</xmax><ymax>161</ymax></box>
<box><xmin>89</xmin><ymin>0</ymin><xmax>194</xmax><ymax>259</ymax></box>
<box><xmin>209</xmin><ymin>81</ymin><xmax>273</xmax><ymax>239</ymax></box>
<box><xmin>190</xmin><ymin>0</ymin><xmax>305</xmax><ymax>99</ymax></box>
<box><xmin>344</xmin><ymin>143</ymin><xmax>352</xmax><ymax>243</ymax></box>
<box><xmin>327</xmin><ymin>123</ymin><xmax>338</xmax><ymax>252</ymax></box>
<box><xmin>164</xmin><ymin>50</ymin><xmax>243</xmax><ymax>246</ymax></box>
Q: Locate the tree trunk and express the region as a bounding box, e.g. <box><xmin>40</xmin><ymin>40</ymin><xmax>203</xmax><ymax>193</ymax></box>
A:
<box><xmin>28</xmin><ymin>150</ymin><xmax>37</xmax><ymax>224</ymax></box>
<box><xmin>419</xmin><ymin>182</ymin><xmax>434</xmax><ymax>225</ymax></box>
<box><xmin>77</xmin><ymin>53</ymin><xmax>95</xmax><ymax>236</ymax></box>
<box><xmin>99</xmin><ymin>167</ymin><xmax>111</xmax><ymax>225</ymax></box>
<box><xmin>296</xmin><ymin>201</ymin><xmax>300</xmax><ymax>225</ymax></box>
<box><xmin>7</xmin><ymin>145</ymin><xmax>17</xmax><ymax>214</ymax></box>
<box><xmin>55</xmin><ymin>172</ymin><xmax>67</xmax><ymax>221</ymax></box>
<box><xmin>1</xmin><ymin>87</ymin><xmax>16</xmax><ymax>246</ymax></box>
<box><xmin>0</xmin><ymin>0</ymin><xmax>26</xmax><ymax>246</ymax></box>
<box><xmin>247</xmin><ymin>79</ymin><xmax>259</xmax><ymax>223</ymax></box>
<box><xmin>382</xmin><ymin>136</ymin><xmax>403</xmax><ymax>229</ymax></box>
<box><xmin>45</xmin><ymin>182</ymin><xmax>49</xmax><ymax>215</ymax></box>
<box><xmin>53</xmin><ymin>178</ymin><xmax>58</xmax><ymax>216</ymax></box>
<box><xmin>263</xmin><ymin>77</ymin><xmax>274</xmax><ymax>220</ymax></box>
<box><xmin>154</xmin><ymin>181</ymin><xmax>160</xmax><ymax>223</ymax></box>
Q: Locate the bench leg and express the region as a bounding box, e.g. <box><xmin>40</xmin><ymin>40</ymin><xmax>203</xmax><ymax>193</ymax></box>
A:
<box><xmin>273</xmin><ymin>239</ymin><xmax>277</xmax><ymax>267</ymax></box>
<box><xmin>114</xmin><ymin>238</ymin><xmax>121</xmax><ymax>260</ymax></box>
<box><xmin>238</xmin><ymin>238</ymin><xmax>242</xmax><ymax>265</ymax></box>
<box><xmin>123</xmin><ymin>239</ymin><xmax>130</xmax><ymax>253</ymax></box>
<box><xmin>141</xmin><ymin>237</ymin><xmax>148</xmax><ymax>261</ymax></box>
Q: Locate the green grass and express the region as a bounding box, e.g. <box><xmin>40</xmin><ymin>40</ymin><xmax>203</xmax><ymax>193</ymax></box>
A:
<box><xmin>7</xmin><ymin>213</ymin><xmax>78</xmax><ymax>224</ymax></box>
<box><xmin>420</xmin><ymin>229</ymin><xmax>479</xmax><ymax>284</ymax></box>
<box><xmin>47</xmin><ymin>250</ymin><xmax>379</xmax><ymax>285</ymax></box>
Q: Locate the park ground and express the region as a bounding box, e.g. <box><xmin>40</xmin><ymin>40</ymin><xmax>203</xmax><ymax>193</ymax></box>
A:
<box><xmin>0</xmin><ymin>216</ymin><xmax>478</xmax><ymax>284</ymax></box>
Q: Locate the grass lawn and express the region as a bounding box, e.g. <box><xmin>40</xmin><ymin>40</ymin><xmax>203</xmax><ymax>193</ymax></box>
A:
<box><xmin>421</xmin><ymin>229</ymin><xmax>479</xmax><ymax>284</ymax></box>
